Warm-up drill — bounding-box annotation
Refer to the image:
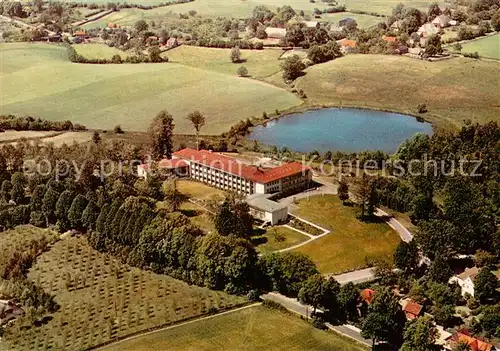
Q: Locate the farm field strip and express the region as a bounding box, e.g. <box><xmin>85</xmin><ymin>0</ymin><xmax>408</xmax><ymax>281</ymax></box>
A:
<box><xmin>457</xmin><ymin>33</ymin><xmax>500</xmax><ymax>60</ymax></box>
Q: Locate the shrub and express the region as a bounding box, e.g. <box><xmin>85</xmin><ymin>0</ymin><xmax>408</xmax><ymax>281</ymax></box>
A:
<box><xmin>237</xmin><ymin>66</ymin><xmax>248</xmax><ymax>77</ymax></box>
<box><xmin>114</xmin><ymin>125</ymin><xmax>124</xmax><ymax>134</ymax></box>
<box><xmin>417</xmin><ymin>103</ymin><xmax>428</xmax><ymax>113</ymax></box>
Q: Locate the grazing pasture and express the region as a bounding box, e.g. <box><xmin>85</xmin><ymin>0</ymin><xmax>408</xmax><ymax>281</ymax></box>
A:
<box><xmin>5</xmin><ymin>236</ymin><xmax>245</xmax><ymax>350</ymax></box>
<box><xmin>0</xmin><ymin>43</ymin><xmax>302</xmax><ymax>134</ymax></box>
<box><xmin>458</xmin><ymin>34</ymin><xmax>500</xmax><ymax>60</ymax></box>
<box><xmin>296</xmin><ymin>54</ymin><xmax>500</xmax><ymax>129</ymax></box>
<box><xmin>100</xmin><ymin>305</ymin><xmax>367</xmax><ymax>351</ymax></box>
<box><xmin>294</xmin><ymin>195</ymin><xmax>399</xmax><ymax>273</ymax></box>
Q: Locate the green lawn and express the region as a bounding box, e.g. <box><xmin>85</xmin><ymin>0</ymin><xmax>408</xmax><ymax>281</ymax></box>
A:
<box><xmin>0</xmin><ymin>43</ymin><xmax>301</xmax><ymax>134</ymax></box>
<box><xmin>295</xmin><ymin>54</ymin><xmax>500</xmax><ymax>129</ymax></box>
<box><xmin>294</xmin><ymin>195</ymin><xmax>399</xmax><ymax>274</ymax></box>
<box><xmin>251</xmin><ymin>226</ymin><xmax>308</xmax><ymax>254</ymax></box>
<box><xmin>101</xmin><ymin>305</ymin><xmax>367</xmax><ymax>351</ymax></box>
<box><xmin>177</xmin><ymin>180</ymin><xmax>225</xmax><ymax>200</ymax></box>
<box><xmin>166</xmin><ymin>46</ymin><xmax>283</xmax><ymax>78</ymax></box>
<box><xmin>73</xmin><ymin>43</ymin><xmax>131</xmax><ymax>60</ymax></box>
<box><xmin>459</xmin><ymin>34</ymin><xmax>500</xmax><ymax>60</ymax></box>
<box><xmin>178</xmin><ymin>201</ymin><xmax>217</xmax><ymax>234</ymax></box>
<box><xmin>321</xmin><ymin>12</ymin><xmax>384</xmax><ymax>29</ymax></box>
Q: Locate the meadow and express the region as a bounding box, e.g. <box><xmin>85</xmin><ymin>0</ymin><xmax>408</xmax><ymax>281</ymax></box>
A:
<box><xmin>0</xmin><ymin>43</ymin><xmax>302</xmax><ymax>134</ymax></box>
<box><xmin>339</xmin><ymin>0</ymin><xmax>442</xmax><ymax>15</ymax></box>
<box><xmin>166</xmin><ymin>46</ymin><xmax>283</xmax><ymax>78</ymax></box>
<box><xmin>73</xmin><ymin>43</ymin><xmax>131</xmax><ymax>60</ymax></box>
<box><xmin>294</xmin><ymin>195</ymin><xmax>399</xmax><ymax>273</ymax></box>
<box><xmin>5</xmin><ymin>236</ymin><xmax>246</xmax><ymax>350</ymax></box>
<box><xmin>101</xmin><ymin>305</ymin><xmax>367</xmax><ymax>351</ymax></box>
<box><xmin>295</xmin><ymin>54</ymin><xmax>500</xmax><ymax>129</ymax></box>
<box><xmin>458</xmin><ymin>34</ymin><xmax>500</xmax><ymax>60</ymax></box>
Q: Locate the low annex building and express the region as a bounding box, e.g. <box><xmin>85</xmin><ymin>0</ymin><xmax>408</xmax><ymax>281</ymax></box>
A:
<box><xmin>246</xmin><ymin>194</ymin><xmax>288</xmax><ymax>225</ymax></box>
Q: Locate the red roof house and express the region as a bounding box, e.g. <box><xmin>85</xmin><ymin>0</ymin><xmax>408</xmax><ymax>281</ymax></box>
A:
<box><xmin>402</xmin><ymin>300</ymin><xmax>423</xmax><ymax>320</ymax></box>
<box><xmin>382</xmin><ymin>35</ymin><xmax>397</xmax><ymax>43</ymax></box>
<box><xmin>447</xmin><ymin>332</ymin><xmax>493</xmax><ymax>351</ymax></box>
<box><xmin>359</xmin><ymin>289</ymin><xmax>376</xmax><ymax>305</ymax></box>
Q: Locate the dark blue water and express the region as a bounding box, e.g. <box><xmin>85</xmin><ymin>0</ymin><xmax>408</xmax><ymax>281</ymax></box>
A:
<box><xmin>249</xmin><ymin>108</ymin><xmax>433</xmax><ymax>153</ymax></box>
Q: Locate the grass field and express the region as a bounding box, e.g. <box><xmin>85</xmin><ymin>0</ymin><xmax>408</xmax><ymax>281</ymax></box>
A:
<box><xmin>166</xmin><ymin>46</ymin><xmax>283</xmax><ymax>78</ymax></box>
<box><xmin>295</xmin><ymin>54</ymin><xmax>500</xmax><ymax>129</ymax></box>
<box><xmin>101</xmin><ymin>305</ymin><xmax>367</xmax><ymax>351</ymax></box>
<box><xmin>293</xmin><ymin>195</ymin><xmax>399</xmax><ymax>273</ymax></box>
<box><xmin>177</xmin><ymin>180</ymin><xmax>225</xmax><ymax>200</ymax></box>
<box><xmin>459</xmin><ymin>34</ymin><xmax>500</xmax><ymax>60</ymax></box>
<box><xmin>251</xmin><ymin>226</ymin><xmax>308</xmax><ymax>254</ymax></box>
<box><xmin>0</xmin><ymin>130</ymin><xmax>56</xmax><ymax>142</ymax></box>
<box><xmin>321</xmin><ymin>12</ymin><xmax>384</xmax><ymax>29</ymax></box>
<box><xmin>339</xmin><ymin>0</ymin><xmax>442</xmax><ymax>15</ymax></box>
<box><xmin>5</xmin><ymin>236</ymin><xmax>245</xmax><ymax>350</ymax></box>
<box><xmin>0</xmin><ymin>43</ymin><xmax>302</xmax><ymax>134</ymax></box>
<box><xmin>73</xmin><ymin>43</ymin><xmax>131</xmax><ymax>60</ymax></box>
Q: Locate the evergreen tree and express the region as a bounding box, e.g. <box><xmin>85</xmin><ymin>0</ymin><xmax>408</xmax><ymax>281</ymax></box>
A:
<box><xmin>55</xmin><ymin>190</ymin><xmax>75</xmax><ymax>220</ymax></box>
<box><xmin>68</xmin><ymin>195</ymin><xmax>88</xmax><ymax>229</ymax></box>
<box><xmin>401</xmin><ymin>316</ymin><xmax>438</xmax><ymax>351</ymax></box>
<box><xmin>149</xmin><ymin>110</ymin><xmax>175</xmax><ymax>160</ymax></box>
<box><xmin>394</xmin><ymin>240</ymin><xmax>419</xmax><ymax>274</ymax></box>
<box><xmin>95</xmin><ymin>203</ymin><xmax>110</xmax><ymax>233</ymax></box>
<box><xmin>30</xmin><ymin>184</ymin><xmax>46</xmax><ymax>212</ymax></box>
<box><xmin>1</xmin><ymin>180</ymin><xmax>12</xmax><ymax>202</ymax></box>
<box><xmin>338</xmin><ymin>179</ymin><xmax>349</xmax><ymax>204</ymax></box>
<box><xmin>42</xmin><ymin>186</ymin><xmax>60</xmax><ymax>225</ymax></box>
<box><xmin>81</xmin><ymin>200</ymin><xmax>99</xmax><ymax>231</ymax></box>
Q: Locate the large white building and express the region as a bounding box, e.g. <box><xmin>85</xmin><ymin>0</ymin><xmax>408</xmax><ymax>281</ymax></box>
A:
<box><xmin>171</xmin><ymin>148</ymin><xmax>312</xmax><ymax>196</ymax></box>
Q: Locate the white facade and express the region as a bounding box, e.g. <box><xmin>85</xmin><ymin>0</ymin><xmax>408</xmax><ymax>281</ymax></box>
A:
<box><xmin>449</xmin><ymin>276</ymin><xmax>475</xmax><ymax>297</ymax></box>
<box><xmin>249</xmin><ymin>205</ymin><xmax>288</xmax><ymax>225</ymax></box>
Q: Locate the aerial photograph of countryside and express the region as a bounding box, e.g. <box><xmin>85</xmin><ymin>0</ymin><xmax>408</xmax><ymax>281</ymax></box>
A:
<box><xmin>0</xmin><ymin>0</ymin><xmax>499</xmax><ymax>349</ymax></box>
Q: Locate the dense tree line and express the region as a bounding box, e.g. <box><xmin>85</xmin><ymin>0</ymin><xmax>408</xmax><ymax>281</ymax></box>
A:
<box><xmin>0</xmin><ymin>115</ymin><xmax>86</xmax><ymax>132</ymax></box>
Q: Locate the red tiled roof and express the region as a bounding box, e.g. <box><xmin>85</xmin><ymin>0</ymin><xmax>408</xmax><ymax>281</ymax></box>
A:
<box><xmin>338</xmin><ymin>39</ymin><xmax>357</xmax><ymax>48</ymax></box>
<box><xmin>139</xmin><ymin>159</ymin><xmax>188</xmax><ymax>171</ymax></box>
<box><xmin>449</xmin><ymin>333</ymin><xmax>493</xmax><ymax>351</ymax></box>
<box><xmin>382</xmin><ymin>35</ymin><xmax>397</xmax><ymax>42</ymax></box>
<box><xmin>172</xmin><ymin>148</ymin><xmax>309</xmax><ymax>184</ymax></box>
<box><xmin>359</xmin><ymin>289</ymin><xmax>376</xmax><ymax>305</ymax></box>
<box><xmin>403</xmin><ymin>300</ymin><xmax>423</xmax><ymax>319</ymax></box>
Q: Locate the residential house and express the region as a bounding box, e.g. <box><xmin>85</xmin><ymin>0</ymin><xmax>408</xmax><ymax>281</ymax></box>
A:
<box><xmin>449</xmin><ymin>267</ymin><xmax>479</xmax><ymax>297</ymax></box>
<box><xmin>337</xmin><ymin>39</ymin><xmax>357</xmax><ymax>53</ymax></box>
<box><xmin>303</xmin><ymin>21</ymin><xmax>319</xmax><ymax>28</ymax></box>
<box><xmin>166</xmin><ymin>37</ymin><xmax>179</xmax><ymax>48</ymax></box>
<box><xmin>339</xmin><ymin>17</ymin><xmax>356</xmax><ymax>28</ymax></box>
<box><xmin>74</xmin><ymin>30</ymin><xmax>88</xmax><ymax>38</ymax></box>
<box><xmin>417</xmin><ymin>23</ymin><xmax>438</xmax><ymax>38</ymax></box>
<box><xmin>401</xmin><ymin>299</ymin><xmax>423</xmax><ymax>320</ymax></box>
<box><xmin>446</xmin><ymin>331</ymin><xmax>493</xmax><ymax>351</ymax></box>
<box><xmin>382</xmin><ymin>35</ymin><xmax>397</xmax><ymax>43</ymax></box>
<box><xmin>432</xmin><ymin>15</ymin><xmax>457</xmax><ymax>28</ymax></box>
<box><xmin>265</xmin><ymin>27</ymin><xmax>287</xmax><ymax>39</ymax></box>
<box><xmin>0</xmin><ymin>300</ymin><xmax>24</xmax><ymax>326</ymax></box>
<box><xmin>390</xmin><ymin>19</ymin><xmax>404</xmax><ymax>32</ymax></box>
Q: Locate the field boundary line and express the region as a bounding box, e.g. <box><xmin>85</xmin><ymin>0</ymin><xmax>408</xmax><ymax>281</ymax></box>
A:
<box><xmin>94</xmin><ymin>302</ymin><xmax>261</xmax><ymax>350</ymax></box>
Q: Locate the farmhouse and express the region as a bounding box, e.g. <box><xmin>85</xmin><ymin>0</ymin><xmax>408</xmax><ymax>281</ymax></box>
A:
<box><xmin>382</xmin><ymin>35</ymin><xmax>397</xmax><ymax>43</ymax></box>
<box><xmin>145</xmin><ymin>148</ymin><xmax>312</xmax><ymax>196</ymax></box>
<box><xmin>339</xmin><ymin>17</ymin><xmax>356</xmax><ymax>27</ymax></box>
<box><xmin>400</xmin><ymin>299</ymin><xmax>423</xmax><ymax>320</ymax></box>
<box><xmin>432</xmin><ymin>15</ymin><xmax>457</xmax><ymax>28</ymax></box>
<box><xmin>417</xmin><ymin>23</ymin><xmax>438</xmax><ymax>38</ymax></box>
<box><xmin>166</xmin><ymin>37</ymin><xmax>179</xmax><ymax>48</ymax></box>
<box><xmin>265</xmin><ymin>27</ymin><xmax>286</xmax><ymax>39</ymax></box>
<box><xmin>337</xmin><ymin>39</ymin><xmax>357</xmax><ymax>53</ymax></box>
<box><xmin>303</xmin><ymin>21</ymin><xmax>319</xmax><ymax>28</ymax></box>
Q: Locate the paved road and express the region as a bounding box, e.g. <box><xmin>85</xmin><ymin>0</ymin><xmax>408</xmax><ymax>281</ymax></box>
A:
<box><xmin>262</xmin><ymin>292</ymin><xmax>372</xmax><ymax>348</ymax></box>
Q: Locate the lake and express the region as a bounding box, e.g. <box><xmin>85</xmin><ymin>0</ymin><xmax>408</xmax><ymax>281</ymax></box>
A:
<box><xmin>249</xmin><ymin>108</ymin><xmax>433</xmax><ymax>153</ymax></box>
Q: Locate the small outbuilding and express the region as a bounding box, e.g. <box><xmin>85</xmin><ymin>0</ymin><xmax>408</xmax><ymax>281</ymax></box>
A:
<box><xmin>246</xmin><ymin>194</ymin><xmax>288</xmax><ymax>225</ymax></box>
<box><xmin>265</xmin><ymin>27</ymin><xmax>287</xmax><ymax>39</ymax></box>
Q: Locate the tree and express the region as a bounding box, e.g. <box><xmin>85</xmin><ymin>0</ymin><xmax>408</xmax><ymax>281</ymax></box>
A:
<box><xmin>394</xmin><ymin>240</ymin><xmax>419</xmax><ymax>274</ymax></box>
<box><xmin>281</xmin><ymin>54</ymin><xmax>305</xmax><ymax>81</ymax></box>
<box><xmin>474</xmin><ymin>250</ymin><xmax>497</xmax><ymax>268</ymax></box>
<box><xmin>230</xmin><ymin>46</ymin><xmax>241</xmax><ymax>63</ymax></box>
<box><xmin>425</xmin><ymin>34</ymin><xmax>442</xmax><ymax>56</ymax></box>
<box><xmin>452</xmin><ymin>341</ymin><xmax>472</xmax><ymax>351</ymax></box>
<box><xmin>92</xmin><ymin>131</ymin><xmax>101</xmax><ymax>144</ymax></box>
<box><xmin>361</xmin><ymin>287</ymin><xmax>406</xmax><ymax>346</ymax></box>
<box><xmin>42</xmin><ymin>186</ymin><xmax>59</xmax><ymax>225</ymax></box>
<box><xmin>55</xmin><ymin>190</ymin><xmax>75</xmax><ymax>220</ymax></box>
<box><xmin>453</xmin><ymin>42</ymin><xmax>463</xmax><ymax>53</ymax></box>
<box><xmin>427</xmin><ymin>256</ymin><xmax>453</xmax><ymax>283</ymax></box>
<box><xmin>474</xmin><ymin>268</ymin><xmax>498</xmax><ymax>303</ymax></box>
<box><xmin>351</xmin><ymin>174</ymin><xmax>377</xmax><ymax>219</ymax></box>
<box><xmin>149</xmin><ymin>110</ymin><xmax>175</xmax><ymax>160</ymax></box>
<box><xmin>111</xmin><ymin>54</ymin><xmax>122</xmax><ymax>64</ymax></box>
<box><xmin>401</xmin><ymin>316</ymin><xmax>438</xmax><ymax>351</ymax></box>
<box><xmin>237</xmin><ymin>66</ymin><xmax>248</xmax><ymax>77</ymax></box>
<box><xmin>492</xmin><ymin>10</ymin><xmax>500</xmax><ymax>32</ymax></box>
<box><xmin>0</xmin><ymin>180</ymin><xmax>12</xmax><ymax>202</ymax></box>
<box><xmin>415</xmin><ymin>219</ymin><xmax>459</xmax><ymax>259</ymax></box>
<box><xmin>186</xmin><ymin>111</ymin><xmax>205</xmax><ymax>151</ymax></box>
<box><xmin>337</xmin><ymin>282</ymin><xmax>359</xmax><ymax>321</ymax></box>
<box><xmin>10</xmin><ymin>183</ymin><xmax>25</xmax><ymax>204</ymax></box>
<box><xmin>338</xmin><ymin>179</ymin><xmax>349</xmax><ymax>204</ymax></box>
<box><xmin>213</xmin><ymin>195</ymin><xmax>253</xmax><ymax>238</ymax></box>
<box><xmin>135</xmin><ymin>19</ymin><xmax>148</xmax><ymax>32</ymax></box>
<box><xmin>298</xmin><ymin>274</ymin><xmax>326</xmax><ymax>313</ymax></box>
<box><xmin>30</xmin><ymin>184</ymin><xmax>46</xmax><ymax>212</ymax></box>
<box><xmin>81</xmin><ymin>200</ymin><xmax>99</xmax><ymax>231</ymax></box>
<box><xmin>149</xmin><ymin>46</ymin><xmax>162</xmax><ymax>62</ymax></box>
<box><xmin>163</xmin><ymin>179</ymin><xmax>182</xmax><ymax>212</ymax></box>
<box><xmin>427</xmin><ymin>2</ymin><xmax>442</xmax><ymax>18</ymax></box>
<box><xmin>479</xmin><ymin>304</ymin><xmax>500</xmax><ymax>338</ymax></box>
<box><xmin>68</xmin><ymin>194</ymin><xmax>88</xmax><ymax>229</ymax></box>
<box><xmin>433</xmin><ymin>304</ymin><xmax>455</xmax><ymax>327</ymax></box>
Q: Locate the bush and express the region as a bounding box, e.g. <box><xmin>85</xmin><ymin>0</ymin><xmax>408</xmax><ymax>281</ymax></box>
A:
<box><xmin>246</xmin><ymin>289</ymin><xmax>261</xmax><ymax>302</ymax></box>
<box><xmin>311</xmin><ymin>315</ymin><xmax>327</xmax><ymax>330</ymax></box>
<box><xmin>417</xmin><ymin>103</ymin><xmax>428</xmax><ymax>113</ymax></box>
<box><xmin>237</xmin><ymin>66</ymin><xmax>248</xmax><ymax>77</ymax></box>
<box><xmin>463</xmin><ymin>52</ymin><xmax>480</xmax><ymax>59</ymax></box>
<box><xmin>114</xmin><ymin>125</ymin><xmax>124</xmax><ymax>134</ymax></box>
